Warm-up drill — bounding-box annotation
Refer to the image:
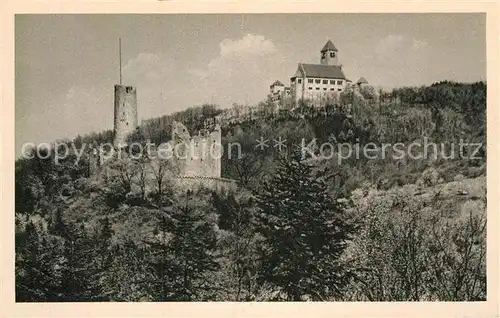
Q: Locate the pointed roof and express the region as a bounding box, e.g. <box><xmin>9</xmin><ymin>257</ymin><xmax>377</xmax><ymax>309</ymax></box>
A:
<box><xmin>296</xmin><ymin>63</ymin><xmax>346</xmax><ymax>79</ymax></box>
<box><xmin>270</xmin><ymin>80</ymin><xmax>284</xmax><ymax>88</ymax></box>
<box><xmin>321</xmin><ymin>40</ymin><xmax>338</xmax><ymax>52</ymax></box>
<box><xmin>357</xmin><ymin>77</ymin><xmax>368</xmax><ymax>84</ymax></box>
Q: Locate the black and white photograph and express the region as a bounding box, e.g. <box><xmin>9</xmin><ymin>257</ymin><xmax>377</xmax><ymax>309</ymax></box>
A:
<box><xmin>12</xmin><ymin>12</ymin><xmax>489</xmax><ymax>304</ymax></box>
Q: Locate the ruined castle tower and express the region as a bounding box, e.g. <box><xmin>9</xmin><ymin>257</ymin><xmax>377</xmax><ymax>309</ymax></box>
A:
<box><xmin>171</xmin><ymin>120</ymin><xmax>221</xmax><ymax>179</ymax></box>
<box><xmin>113</xmin><ymin>84</ymin><xmax>138</xmax><ymax>147</ymax></box>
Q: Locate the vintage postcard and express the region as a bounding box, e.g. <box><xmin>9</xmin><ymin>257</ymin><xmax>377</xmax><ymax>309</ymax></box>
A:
<box><xmin>1</xmin><ymin>1</ymin><xmax>498</xmax><ymax>317</ymax></box>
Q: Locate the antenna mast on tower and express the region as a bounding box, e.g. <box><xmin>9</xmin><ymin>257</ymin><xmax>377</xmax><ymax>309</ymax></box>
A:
<box><xmin>160</xmin><ymin>66</ymin><xmax>163</xmax><ymax>108</ymax></box>
<box><xmin>119</xmin><ymin>37</ymin><xmax>122</xmax><ymax>85</ymax></box>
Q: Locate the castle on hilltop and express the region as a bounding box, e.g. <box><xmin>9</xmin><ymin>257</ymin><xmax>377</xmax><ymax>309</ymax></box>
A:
<box><xmin>270</xmin><ymin>40</ymin><xmax>369</xmax><ymax>108</ymax></box>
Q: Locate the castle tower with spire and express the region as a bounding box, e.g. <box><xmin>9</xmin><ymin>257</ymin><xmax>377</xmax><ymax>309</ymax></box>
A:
<box><xmin>320</xmin><ymin>40</ymin><xmax>339</xmax><ymax>66</ymax></box>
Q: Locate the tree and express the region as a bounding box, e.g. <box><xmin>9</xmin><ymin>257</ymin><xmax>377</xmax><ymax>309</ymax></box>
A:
<box><xmin>360</xmin><ymin>85</ymin><xmax>376</xmax><ymax>100</ymax></box>
<box><xmin>211</xmin><ymin>191</ymin><xmax>261</xmax><ymax>300</ymax></box>
<box><xmin>150</xmin><ymin>158</ymin><xmax>176</xmax><ymax>198</ymax></box>
<box><xmin>108</xmin><ymin>157</ymin><xmax>139</xmax><ymax>193</ymax></box>
<box><xmin>255</xmin><ymin>152</ymin><xmax>356</xmax><ymax>300</ymax></box>
<box><xmin>258</xmin><ymin>96</ymin><xmax>277</xmax><ymax>118</ymax></box>
<box><xmin>56</xmin><ymin>222</ymin><xmax>96</xmax><ymax>301</ymax></box>
<box><xmin>345</xmin><ymin>181</ymin><xmax>486</xmax><ymax>301</ymax></box>
<box><xmin>15</xmin><ymin>220</ymin><xmax>61</xmax><ymax>301</ymax></box>
<box><xmin>136</xmin><ymin>157</ymin><xmax>151</xmax><ymax>200</ymax></box>
<box><xmin>153</xmin><ymin>192</ymin><xmax>219</xmax><ymax>300</ymax></box>
<box><xmin>222</xmin><ymin>124</ymin><xmax>272</xmax><ymax>189</ymax></box>
<box><xmin>101</xmin><ymin>240</ymin><xmax>156</xmax><ymax>301</ymax></box>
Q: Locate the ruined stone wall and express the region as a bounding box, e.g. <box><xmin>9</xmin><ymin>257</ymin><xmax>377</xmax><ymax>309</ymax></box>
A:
<box><xmin>173</xmin><ymin>176</ymin><xmax>238</xmax><ymax>193</ymax></box>
<box><xmin>171</xmin><ymin>121</ymin><xmax>222</xmax><ymax>179</ymax></box>
<box><xmin>114</xmin><ymin>85</ymin><xmax>138</xmax><ymax>147</ymax></box>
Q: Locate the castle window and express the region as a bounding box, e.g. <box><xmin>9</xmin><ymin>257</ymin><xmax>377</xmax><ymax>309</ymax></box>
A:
<box><xmin>330</xmin><ymin>52</ymin><xmax>336</xmax><ymax>58</ymax></box>
<box><xmin>323</xmin><ymin>88</ymin><xmax>327</xmax><ymax>90</ymax></box>
<box><xmin>330</xmin><ymin>80</ymin><xmax>335</xmax><ymax>84</ymax></box>
<box><xmin>338</xmin><ymin>88</ymin><xmax>342</xmax><ymax>91</ymax></box>
<box><xmin>330</xmin><ymin>88</ymin><xmax>335</xmax><ymax>91</ymax></box>
<box><xmin>337</xmin><ymin>80</ymin><xmax>343</xmax><ymax>85</ymax></box>
<box><xmin>309</xmin><ymin>87</ymin><xmax>313</xmax><ymax>90</ymax></box>
<box><xmin>315</xmin><ymin>79</ymin><xmax>321</xmax><ymax>84</ymax></box>
<box><xmin>297</xmin><ymin>79</ymin><xmax>302</xmax><ymax>84</ymax></box>
<box><xmin>322</xmin><ymin>80</ymin><xmax>328</xmax><ymax>84</ymax></box>
<box><xmin>308</xmin><ymin>79</ymin><xmax>313</xmax><ymax>83</ymax></box>
<box><xmin>316</xmin><ymin>87</ymin><xmax>320</xmax><ymax>90</ymax></box>
<box><xmin>123</xmin><ymin>112</ymin><xmax>125</xmax><ymax>116</ymax></box>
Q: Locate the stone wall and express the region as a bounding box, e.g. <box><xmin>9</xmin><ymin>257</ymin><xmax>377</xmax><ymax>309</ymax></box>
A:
<box><xmin>114</xmin><ymin>85</ymin><xmax>138</xmax><ymax>147</ymax></box>
<box><xmin>173</xmin><ymin>176</ymin><xmax>238</xmax><ymax>193</ymax></box>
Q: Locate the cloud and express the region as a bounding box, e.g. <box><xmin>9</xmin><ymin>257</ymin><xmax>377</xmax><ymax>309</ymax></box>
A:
<box><xmin>65</xmin><ymin>86</ymin><xmax>76</xmax><ymax>100</ymax></box>
<box><xmin>90</xmin><ymin>35</ymin><xmax>284</xmax><ymax>119</ymax></box>
<box><xmin>374</xmin><ymin>34</ymin><xmax>429</xmax><ymax>58</ymax></box>
<box><xmin>190</xmin><ymin>34</ymin><xmax>284</xmax><ymax>107</ymax></box>
<box><xmin>412</xmin><ymin>39</ymin><xmax>429</xmax><ymax>51</ymax></box>
<box><xmin>188</xmin><ymin>68</ymin><xmax>209</xmax><ymax>80</ymax></box>
<box><xmin>374</xmin><ymin>34</ymin><xmax>406</xmax><ymax>56</ymax></box>
<box><xmin>122</xmin><ymin>53</ymin><xmax>171</xmax><ymax>83</ymax></box>
<box><xmin>17</xmin><ymin>85</ymin><xmax>112</xmax><ymax>149</ymax></box>
<box><xmin>219</xmin><ymin>33</ymin><xmax>277</xmax><ymax>58</ymax></box>
<box><xmin>120</xmin><ymin>53</ymin><xmax>182</xmax><ymax>119</ymax></box>
<box><xmin>20</xmin><ymin>52</ymin><xmax>181</xmax><ymax>149</ymax></box>
<box><xmin>363</xmin><ymin>34</ymin><xmax>431</xmax><ymax>87</ymax></box>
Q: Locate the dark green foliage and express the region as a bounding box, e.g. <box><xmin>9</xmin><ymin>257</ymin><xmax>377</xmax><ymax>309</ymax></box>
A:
<box><xmin>255</xmin><ymin>152</ymin><xmax>356</xmax><ymax>300</ymax></box>
<box><xmin>101</xmin><ymin>241</ymin><xmax>156</xmax><ymax>301</ymax></box>
<box><xmin>15</xmin><ymin>221</ymin><xmax>61</xmax><ymax>301</ymax></box>
<box><xmin>103</xmin><ymin>182</ymin><xmax>127</xmax><ymax>209</ymax></box>
<box><xmin>211</xmin><ymin>191</ymin><xmax>262</xmax><ymax>300</ymax></box>
<box><xmin>151</xmin><ymin>192</ymin><xmax>219</xmax><ymax>300</ymax></box>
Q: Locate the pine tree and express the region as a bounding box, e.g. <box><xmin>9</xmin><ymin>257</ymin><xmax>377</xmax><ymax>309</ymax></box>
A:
<box><xmin>90</xmin><ymin>217</ymin><xmax>115</xmax><ymax>300</ymax></box>
<box><xmin>156</xmin><ymin>191</ymin><xmax>219</xmax><ymax>301</ymax></box>
<box><xmin>15</xmin><ymin>221</ymin><xmax>59</xmax><ymax>301</ymax></box>
<box><xmin>211</xmin><ymin>191</ymin><xmax>260</xmax><ymax>300</ymax></box>
<box><xmin>255</xmin><ymin>152</ymin><xmax>356</xmax><ymax>301</ymax></box>
<box><xmin>50</xmin><ymin>219</ymin><xmax>97</xmax><ymax>301</ymax></box>
<box><xmin>102</xmin><ymin>240</ymin><xmax>156</xmax><ymax>301</ymax></box>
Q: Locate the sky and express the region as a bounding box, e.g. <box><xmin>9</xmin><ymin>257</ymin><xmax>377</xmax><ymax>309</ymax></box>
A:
<box><xmin>15</xmin><ymin>13</ymin><xmax>486</xmax><ymax>153</ymax></box>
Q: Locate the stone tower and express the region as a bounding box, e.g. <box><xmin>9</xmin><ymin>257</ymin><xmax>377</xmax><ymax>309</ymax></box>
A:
<box><xmin>113</xmin><ymin>84</ymin><xmax>138</xmax><ymax>147</ymax></box>
<box><xmin>320</xmin><ymin>40</ymin><xmax>338</xmax><ymax>66</ymax></box>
